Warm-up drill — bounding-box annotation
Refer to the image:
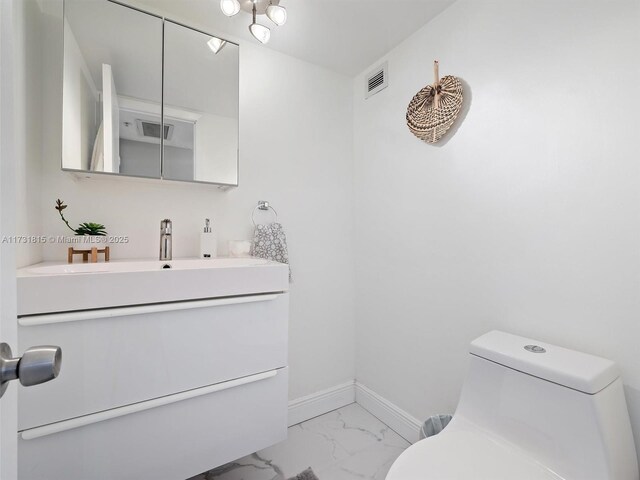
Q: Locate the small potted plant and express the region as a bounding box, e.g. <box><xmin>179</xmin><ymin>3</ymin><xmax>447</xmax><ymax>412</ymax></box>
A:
<box><xmin>55</xmin><ymin>199</ymin><xmax>108</xmax><ymax>248</ymax></box>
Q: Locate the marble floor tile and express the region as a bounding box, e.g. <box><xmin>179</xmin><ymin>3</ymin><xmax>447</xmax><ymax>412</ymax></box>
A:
<box><xmin>303</xmin><ymin>403</ymin><xmax>400</xmax><ymax>455</ymax></box>
<box><xmin>192</xmin><ymin>454</ymin><xmax>282</xmax><ymax>480</ymax></box>
<box><xmin>191</xmin><ymin>403</ymin><xmax>411</xmax><ymax>480</ymax></box>
<box><xmin>316</xmin><ymin>432</ymin><xmax>408</xmax><ymax>480</ymax></box>
<box><xmin>255</xmin><ymin>420</ymin><xmax>352</xmax><ymax>477</ymax></box>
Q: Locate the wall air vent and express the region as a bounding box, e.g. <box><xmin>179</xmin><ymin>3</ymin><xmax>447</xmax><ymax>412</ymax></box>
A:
<box><xmin>135</xmin><ymin>119</ymin><xmax>174</xmax><ymax>141</ymax></box>
<box><xmin>365</xmin><ymin>62</ymin><xmax>388</xmax><ymax>99</ymax></box>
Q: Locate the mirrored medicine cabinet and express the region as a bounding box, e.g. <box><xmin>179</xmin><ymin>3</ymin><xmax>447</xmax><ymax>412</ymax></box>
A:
<box><xmin>62</xmin><ymin>0</ymin><xmax>239</xmax><ymax>186</ymax></box>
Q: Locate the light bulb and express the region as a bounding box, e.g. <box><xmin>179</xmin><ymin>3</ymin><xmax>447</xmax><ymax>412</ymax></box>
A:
<box><xmin>249</xmin><ymin>22</ymin><xmax>270</xmax><ymax>44</ymax></box>
<box><xmin>266</xmin><ymin>4</ymin><xmax>287</xmax><ymax>26</ymax></box>
<box><xmin>207</xmin><ymin>37</ymin><xmax>227</xmax><ymax>54</ymax></box>
<box><xmin>220</xmin><ymin>0</ymin><xmax>240</xmax><ymax>17</ymax></box>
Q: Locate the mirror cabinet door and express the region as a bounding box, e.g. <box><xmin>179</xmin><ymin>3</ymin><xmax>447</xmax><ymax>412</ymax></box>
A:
<box><xmin>163</xmin><ymin>21</ymin><xmax>239</xmax><ymax>185</ymax></box>
<box><xmin>62</xmin><ymin>0</ymin><xmax>163</xmax><ymax>178</ymax></box>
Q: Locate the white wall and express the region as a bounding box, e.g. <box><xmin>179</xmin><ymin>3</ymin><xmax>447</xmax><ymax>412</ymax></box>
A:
<box><xmin>118</xmin><ymin>139</ymin><xmax>162</xmax><ymax>178</ymax></box>
<box><xmin>14</xmin><ymin>0</ymin><xmax>44</xmax><ymax>268</ymax></box>
<box><xmin>353</xmin><ymin>0</ymin><xmax>640</xmax><ymax>461</ymax></box>
<box><xmin>194</xmin><ymin>113</ymin><xmax>238</xmax><ymax>185</ymax></box>
<box><xmin>29</xmin><ymin>0</ymin><xmax>356</xmax><ymax>401</ymax></box>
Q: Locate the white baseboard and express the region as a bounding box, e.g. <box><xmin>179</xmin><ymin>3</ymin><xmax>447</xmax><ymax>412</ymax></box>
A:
<box><xmin>355</xmin><ymin>382</ymin><xmax>422</xmax><ymax>444</ymax></box>
<box><xmin>287</xmin><ymin>380</ymin><xmax>422</xmax><ymax>444</ymax></box>
<box><xmin>288</xmin><ymin>381</ymin><xmax>355</xmax><ymax>427</ymax></box>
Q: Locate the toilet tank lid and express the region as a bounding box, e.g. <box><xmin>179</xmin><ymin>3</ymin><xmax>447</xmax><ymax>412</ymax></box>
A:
<box><xmin>469</xmin><ymin>331</ymin><xmax>620</xmax><ymax>394</ymax></box>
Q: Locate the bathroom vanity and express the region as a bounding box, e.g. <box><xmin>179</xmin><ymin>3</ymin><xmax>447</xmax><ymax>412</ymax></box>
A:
<box><xmin>16</xmin><ymin>258</ymin><xmax>289</xmax><ymax>480</ymax></box>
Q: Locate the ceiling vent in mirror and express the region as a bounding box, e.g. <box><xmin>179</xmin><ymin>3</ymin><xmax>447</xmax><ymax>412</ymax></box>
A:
<box><xmin>365</xmin><ymin>62</ymin><xmax>388</xmax><ymax>99</ymax></box>
<box><xmin>136</xmin><ymin>119</ymin><xmax>174</xmax><ymax>141</ymax></box>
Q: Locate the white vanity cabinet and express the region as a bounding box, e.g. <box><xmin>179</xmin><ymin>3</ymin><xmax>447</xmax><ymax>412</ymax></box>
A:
<box><xmin>16</xmin><ymin>259</ymin><xmax>289</xmax><ymax>480</ymax></box>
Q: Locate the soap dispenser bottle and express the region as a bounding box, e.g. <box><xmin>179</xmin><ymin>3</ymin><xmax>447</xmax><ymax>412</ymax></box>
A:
<box><xmin>200</xmin><ymin>218</ymin><xmax>217</xmax><ymax>259</ymax></box>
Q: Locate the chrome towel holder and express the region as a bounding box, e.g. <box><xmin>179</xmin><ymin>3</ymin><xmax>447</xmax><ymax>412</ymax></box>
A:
<box><xmin>252</xmin><ymin>201</ymin><xmax>278</xmax><ymax>226</ymax></box>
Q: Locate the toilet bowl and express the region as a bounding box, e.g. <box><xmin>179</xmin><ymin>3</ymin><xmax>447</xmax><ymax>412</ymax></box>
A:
<box><xmin>387</xmin><ymin>331</ymin><xmax>639</xmax><ymax>480</ymax></box>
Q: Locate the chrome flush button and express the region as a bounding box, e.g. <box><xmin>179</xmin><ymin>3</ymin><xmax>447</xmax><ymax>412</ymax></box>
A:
<box><xmin>524</xmin><ymin>345</ymin><xmax>546</xmax><ymax>353</ymax></box>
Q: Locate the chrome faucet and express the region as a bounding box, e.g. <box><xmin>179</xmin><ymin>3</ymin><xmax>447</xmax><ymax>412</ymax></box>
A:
<box><xmin>159</xmin><ymin>219</ymin><xmax>172</xmax><ymax>261</ymax></box>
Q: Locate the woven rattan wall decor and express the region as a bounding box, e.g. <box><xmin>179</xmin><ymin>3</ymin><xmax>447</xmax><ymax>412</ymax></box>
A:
<box><xmin>406</xmin><ymin>61</ymin><xmax>464</xmax><ymax>144</ymax></box>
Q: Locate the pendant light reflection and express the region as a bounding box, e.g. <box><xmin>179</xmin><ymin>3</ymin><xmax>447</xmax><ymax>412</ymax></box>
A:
<box><xmin>207</xmin><ymin>37</ymin><xmax>227</xmax><ymax>54</ymax></box>
<box><xmin>266</xmin><ymin>3</ymin><xmax>287</xmax><ymax>26</ymax></box>
<box><xmin>249</xmin><ymin>3</ymin><xmax>270</xmax><ymax>44</ymax></box>
<box><xmin>220</xmin><ymin>0</ymin><xmax>240</xmax><ymax>16</ymax></box>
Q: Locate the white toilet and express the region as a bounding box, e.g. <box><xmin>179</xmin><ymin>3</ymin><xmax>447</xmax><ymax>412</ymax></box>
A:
<box><xmin>387</xmin><ymin>331</ymin><xmax>639</xmax><ymax>480</ymax></box>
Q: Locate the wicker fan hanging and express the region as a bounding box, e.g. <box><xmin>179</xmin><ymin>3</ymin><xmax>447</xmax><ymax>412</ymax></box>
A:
<box><xmin>406</xmin><ymin>61</ymin><xmax>463</xmax><ymax>144</ymax></box>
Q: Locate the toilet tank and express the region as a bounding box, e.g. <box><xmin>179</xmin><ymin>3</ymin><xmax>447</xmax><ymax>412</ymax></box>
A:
<box><xmin>455</xmin><ymin>331</ymin><xmax>638</xmax><ymax>480</ymax></box>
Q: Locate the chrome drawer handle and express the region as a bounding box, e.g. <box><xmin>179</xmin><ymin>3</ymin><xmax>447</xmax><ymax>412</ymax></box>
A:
<box><xmin>19</xmin><ymin>294</ymin><xmax>280</xmax><ymax>327</ymax></box>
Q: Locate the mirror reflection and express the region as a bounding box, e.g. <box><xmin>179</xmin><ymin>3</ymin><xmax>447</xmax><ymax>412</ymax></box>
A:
<box><xmin>62</xmin><ymin>0</ymin><xmax>163</xmax><ymax>178</ymax></box>
<box><xmin>62</xmin><ymin>0</ymin><xmax>240</xmax><ymax>186</ymax></box>
<box><xmin>163</xmin><ymin>21</ymin><xmax>239</xmax><ymax>185</ymax></box>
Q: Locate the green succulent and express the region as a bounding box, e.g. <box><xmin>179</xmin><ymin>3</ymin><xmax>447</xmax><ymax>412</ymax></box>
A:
<box><xmin>74</xmin><ymin>222</ymin><xmax>107</xmax><ymax>236</ymax></box>
<box><xmin>55</xmin><ymin>199</ymin><xmax>107</xmax><ymax>236</ymax></box>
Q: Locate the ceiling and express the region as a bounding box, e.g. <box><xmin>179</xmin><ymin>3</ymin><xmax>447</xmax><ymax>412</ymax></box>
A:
<box><xmin>129</xmin><ymin>0</ymin><xmax>456</xmax><ymax>76</ymax></box>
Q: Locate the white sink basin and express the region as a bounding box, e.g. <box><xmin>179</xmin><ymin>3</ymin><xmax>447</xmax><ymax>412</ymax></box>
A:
<box><xmin>25</xmin><ymin>258</ymin><xmax>268</xmax><ymax>275</ymax></box>
<box><xmin>18</xmin><ymin>257</ymin><xmax>288</xmax><ymax>316</ymax></box>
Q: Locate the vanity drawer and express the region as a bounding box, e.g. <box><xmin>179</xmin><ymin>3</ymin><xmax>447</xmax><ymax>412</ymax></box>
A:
<box><xmin>19</xmin><ymin>367</ymin><xmax>288</xmax><ymax>480</ymax></box>
<box><xmin>18</xmin><ymin>293</ymin><xmax>288</xmax><ymax>430</ymax></box>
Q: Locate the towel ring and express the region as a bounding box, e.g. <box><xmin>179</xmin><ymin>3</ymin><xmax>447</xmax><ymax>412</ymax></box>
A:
<box><xmin>252</xmin><ymin>201</ymin><xmax>278</xmax><ymax>226</ymax></box>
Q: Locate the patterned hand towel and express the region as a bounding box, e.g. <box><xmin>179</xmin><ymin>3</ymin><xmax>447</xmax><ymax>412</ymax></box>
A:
<box><xmin>251</xmin><ymin>222</ymin><xmax>292</xmax><ymax>281</ymax></box>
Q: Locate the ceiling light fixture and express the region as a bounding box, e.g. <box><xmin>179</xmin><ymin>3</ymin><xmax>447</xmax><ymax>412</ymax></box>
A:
<box><xmin>249</xmin><ymin>2</ymin><xmax>270</xmax><ymax>44</ymax></box>
<box><xmin>220</xmin><ymin>0</ymin><xmax>240</xmax><ymax>17</ymax></box>
<box><xmin>220</xmin><ymin>0</ymin><xmax>286</xmax><ymax>45</ymax></box>
<box><xmin>266</xmin><ymin>2</ymin><xmax>287</xmax><ymax>26</ymax></box>
<box><xmin>207</xmin><ymin>37</ymin><xmax>227</xmax><ymax>54</ymax></box>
